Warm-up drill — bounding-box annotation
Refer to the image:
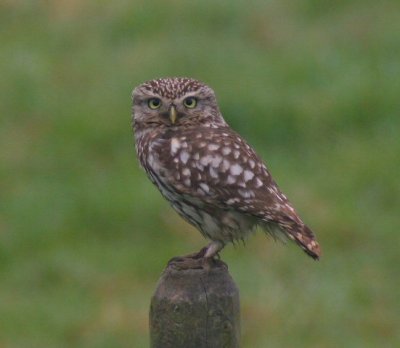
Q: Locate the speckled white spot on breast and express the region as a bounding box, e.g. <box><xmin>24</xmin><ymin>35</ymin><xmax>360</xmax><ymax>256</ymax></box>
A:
<box><xmin>211</xmin><ymin>155</ymin><xmax>222</xmax><ymax>168</ymax></box>
<box><xmin>255</xmin><ymin>177</ymin><xmax>263</xmax><ymax>188</ymax></box>
<box><xmin>180</xmin><ymin>151</ymin><xmax>190</xmax><ymax>164</ymax></box>
<box><xmin>221</xmin><ymin>159</ymin><xmax>230</xmax><ymax>172</ymax></box>
<box><xmin>208</xmin><ymin>143</ymin><xmax>220</xmax><ymax>151</ymax></box>
<box><xmin>200</xmin><ymin>155</ymin><xmax>213</xmax><ymax>166</ymax></box>
<box><xmin>227</xmin><ymin>175</ymin><xmax>236</xmax><ymax>184</ymax></box>
<box><xmin>170</xmin><ymin>138</ymin><xmax>181</xmax><ymax>155</ymax></box>
<box><xmin>222</xmin><ymin>147</ymin><xmax>231</xmax><ymax>155</ymax></box>
<box><xmin>238</xmin><ymin>189</ymin><xmax>255</xmax><ymax>198</ymax></box>
<box><xmin>248</xmin><ymin>159</ymin><xmax>255</xmax><ymax>169</ymax></box>
<box><xmin>209</xmin><ymin>166</ymin><xmax>219</xmax><ymax>178</ymax></box>
<box><xmin>243</xmin><ymin>170</ymin><xmax>254</xmax><ymax>182</ymax></box>
<box><xmin>230</xmin><ymin>164</ymin><xmax>243</xmax><ymax>176</ymax></box>
<box><xmin>199</xmin><ymin>183</ymin><xmax>210</xmax><ymax>193</ymax></box>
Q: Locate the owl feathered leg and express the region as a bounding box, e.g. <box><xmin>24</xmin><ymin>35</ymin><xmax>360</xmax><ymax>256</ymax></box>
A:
<box><xmin>204</xmin><ymin>240</ymin><xmax>225</xmax><ymax>258</ymax></box>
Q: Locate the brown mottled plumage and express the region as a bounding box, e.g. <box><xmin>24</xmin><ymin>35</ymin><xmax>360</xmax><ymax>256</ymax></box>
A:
<box><xmin>132</xmin><ymin>77</ymin><xmax>321</xmax><ymax>260</ymax></box>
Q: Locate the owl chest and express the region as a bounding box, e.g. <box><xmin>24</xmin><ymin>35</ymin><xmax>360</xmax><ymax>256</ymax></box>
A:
<box><xmin>145</xmin><ymin>153</ymin><xmax>175</xmax><ymax>199</ymax></box>
<box><xmin>138</xmin><ymin>133</ymin><xmax>174</xmax><ymax>179</ymax></box>
<box><xmin>141</xmin><ymin>137</ymin><xmax>258</xmax><ymax>241</ymax></box>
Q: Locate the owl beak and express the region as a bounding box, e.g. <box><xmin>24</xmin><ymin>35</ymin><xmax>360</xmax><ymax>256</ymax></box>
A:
<box><xmin>169</xmin><ymin>105</ymin><xmax>177</xmax><ymax>124</ymax></box>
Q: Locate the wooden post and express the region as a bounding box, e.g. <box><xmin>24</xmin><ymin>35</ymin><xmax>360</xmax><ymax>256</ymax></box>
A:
<box><xmin>149</xmin><ymin>259</ymin><xmax>240</xmax><ymax>348</ymax></box>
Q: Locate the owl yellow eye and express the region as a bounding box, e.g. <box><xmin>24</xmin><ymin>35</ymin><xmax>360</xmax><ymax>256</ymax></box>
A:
<box><xmin>148</xmin><ymin>98</ymin><xmax>162</xmax><ymax>109</ymax></box>
<box><xmin>183</xmin><ymin>97</ymin><xmax>197</xmax><ymax>109</ymax></box>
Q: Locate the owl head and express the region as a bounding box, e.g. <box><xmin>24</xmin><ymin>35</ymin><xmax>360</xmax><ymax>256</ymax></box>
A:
<box><xmin>132</xmin><ymin>77</ymin><xmax>227</xmax><ymax>133</ymax></box>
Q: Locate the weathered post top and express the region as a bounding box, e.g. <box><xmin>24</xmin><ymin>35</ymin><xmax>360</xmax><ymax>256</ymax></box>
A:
<box><xmin>150</xmin><ymin>259</ymin><xmax>241</xmax><ymax>348</ymax></box>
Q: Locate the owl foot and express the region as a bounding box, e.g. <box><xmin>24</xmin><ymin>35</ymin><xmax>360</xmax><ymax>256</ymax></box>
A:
<box><xmin>167</xmin><ymin>247</ymin><xmax>208</xmax><ymax>270</ymax></box>
<box><xmin>167</xmin><ymin>242</ymin><xmax>225</xmax><ymax>270</ymax></box>
<box><xmin>168</xmin><ymin>256</ymin><xmax>226</xmax><ymax>271</ymax></box>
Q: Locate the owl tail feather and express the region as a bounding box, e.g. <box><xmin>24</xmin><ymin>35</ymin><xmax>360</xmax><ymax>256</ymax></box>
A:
<box><xmin>262</xmin><ymin>218</ymin><xmax>321</xmax><ymax>260</ymax></box>
<box><xmin>283</xmin><ymin>223</ymin><xmax>321</xmax><ymax>260</ymax></box>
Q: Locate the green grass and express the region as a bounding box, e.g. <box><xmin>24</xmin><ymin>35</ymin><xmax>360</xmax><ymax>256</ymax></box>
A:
<box><xmin>1</xmin><ymin>0</ymin><xmax>399</xmax><ymax>347</ymax></box>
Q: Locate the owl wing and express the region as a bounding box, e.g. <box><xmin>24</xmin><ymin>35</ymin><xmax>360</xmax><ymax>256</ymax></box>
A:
<box><xmin>151</xmin><ymin>128</ymin><xmax>294</xmax><ymax>213</ymax></box>
<box><xmin>151</xmin><ymin>128</ymin><xmax>320</xmax><ymax>259</ymax></box>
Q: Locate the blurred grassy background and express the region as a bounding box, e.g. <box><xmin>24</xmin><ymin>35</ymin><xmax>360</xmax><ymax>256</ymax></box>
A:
<box><xmin>1</xmin><ymin>0</ymin><xmax>399</xmax><ymax>347</ymax></box>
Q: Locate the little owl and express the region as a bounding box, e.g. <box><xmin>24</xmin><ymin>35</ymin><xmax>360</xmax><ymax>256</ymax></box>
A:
<box><xmin>132</xmin><ymin>77</ymin><xmax>321</xmax><ymax>265</ymax></box>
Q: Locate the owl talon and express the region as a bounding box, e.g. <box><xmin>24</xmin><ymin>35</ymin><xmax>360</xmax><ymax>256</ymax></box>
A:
<box><xmin>168</xmin><ymin>255</ymin><xmax>226</xmax><ymax>271</ymax></box>
<box><xmin>168</xmin><ymin>257</ymin><xmax>205</xmax><ymax>270</ymax></box>
<box><xmin>167</xmin><ymin>245</ymin><xmax>224</xmax><ymax>270</ymax></box>
<box><xmin>167</xmin><ymin>246</ymin><xmax>208</xmax><ymax>263</ymax></box>
<box><xmin>194</xmin><ymin>246</ymin><xmax>208</xmax><ymax>259</ymax></box>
